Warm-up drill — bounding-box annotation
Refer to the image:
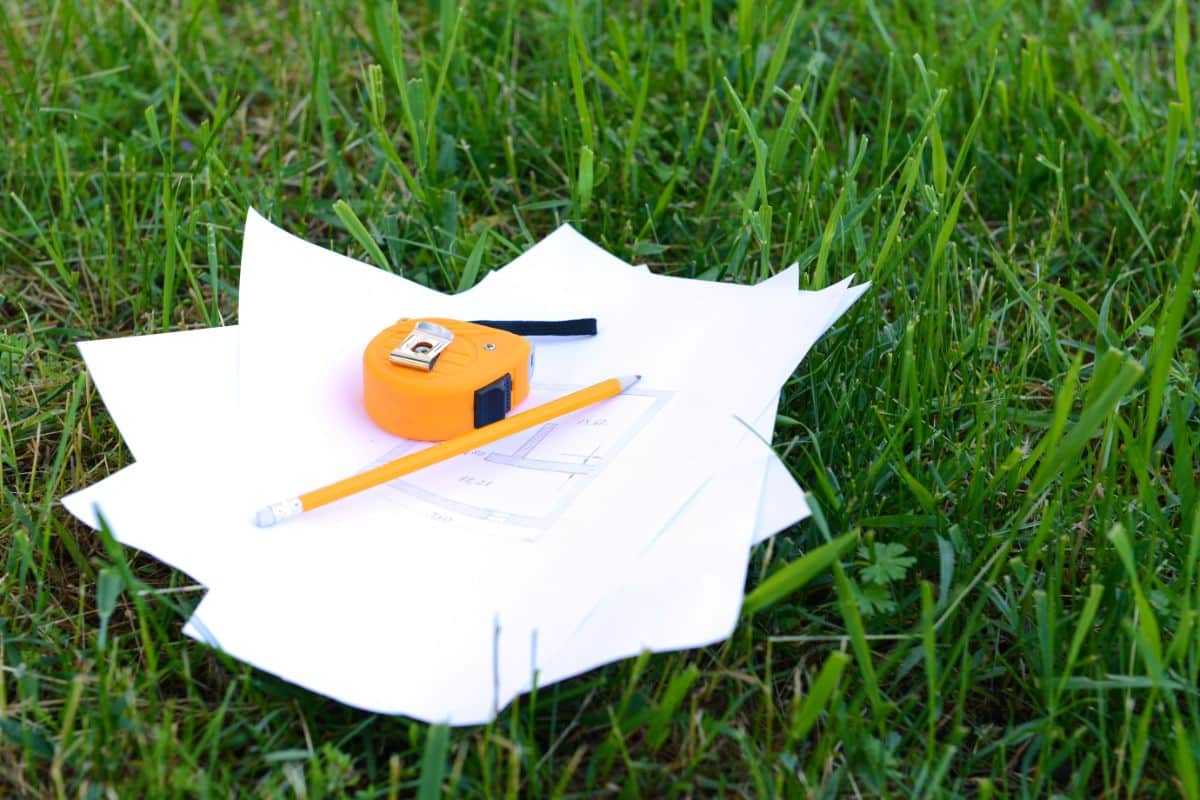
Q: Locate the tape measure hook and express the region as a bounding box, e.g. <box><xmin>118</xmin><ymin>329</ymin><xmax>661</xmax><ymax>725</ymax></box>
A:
<box><xmin>388</xmin><ymin>320</ymin><xmax>454</xmax><ymax>371</ymax></box>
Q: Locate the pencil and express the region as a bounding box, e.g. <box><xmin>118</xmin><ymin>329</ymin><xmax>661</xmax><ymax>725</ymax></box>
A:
<box><xmin>254</xmin><ymin>374</ymin><xmax>641</xmax><ymax>527</ymax></box>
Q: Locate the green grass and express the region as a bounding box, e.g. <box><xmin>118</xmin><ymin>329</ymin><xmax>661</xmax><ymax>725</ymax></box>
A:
<box><xmin>2</xmin><ymin>0</ymin><xmax>1198</xmax><ymax>795</ymax></box>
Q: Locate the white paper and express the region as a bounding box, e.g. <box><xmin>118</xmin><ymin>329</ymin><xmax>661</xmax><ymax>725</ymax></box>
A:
<box><xmin>62</xmin><ymin>210</ymin><xmax>868</xmax><ymax>722</ymax></box>
<box><xmin>77</xmin><ymin>326</ymin><xmax>239</xmax><ymax>465</ymax></box>
<box><xmin>64</xmin><ymin>323</ymin><xmax>803</xmax><ymax>713</ymax></box>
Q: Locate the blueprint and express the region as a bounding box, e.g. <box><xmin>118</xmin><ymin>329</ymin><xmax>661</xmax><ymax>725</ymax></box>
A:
<box><xmin>371</xmin><ymin>384</ymin><xmax>670</xmax><ymax>535</ymax></box>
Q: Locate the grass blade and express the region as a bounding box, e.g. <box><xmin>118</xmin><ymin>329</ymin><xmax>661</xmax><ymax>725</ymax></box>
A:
<box><xmin>742</xmin><ymin>532</ymin><xmax>856</xmax><ymax>616</ymax></box>
<box><xmin>333</xmin><ymin>199</ymin><xmax>394</xmax><ymax>272</ymax></box>
<box><xmin>1142</xmin><ymin>230</ymin><xmax>1199</xmax><ymax>459</ymax></box>
<box><xmin>417</xmin><ymin>724</ymin><xmax>451</xmax><ymax>800</ymax></box>
<box><xmin>1029</xmin><ymin>349</ymin><xmax>1144</xmax><ymax>496</ymax></box>
<box><xmin>787</xmin><ymin>651</ymin><xmax>850</xmax><ymax>742</ymax></box>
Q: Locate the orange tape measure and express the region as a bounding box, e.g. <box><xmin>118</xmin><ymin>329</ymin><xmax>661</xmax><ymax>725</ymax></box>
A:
<box><xmin>362</xmin><ymin>317</ymin><xmax>596</xmax><ymax>441</ymax></box>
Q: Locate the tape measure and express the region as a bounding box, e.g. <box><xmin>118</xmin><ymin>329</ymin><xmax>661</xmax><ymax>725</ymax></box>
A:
<box><xmin>362</xmin><ymin>317</ymin><xmax>597</xmax><ymax>441</ymax></box>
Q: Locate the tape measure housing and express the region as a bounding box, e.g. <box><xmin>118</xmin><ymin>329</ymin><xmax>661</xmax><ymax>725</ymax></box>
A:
<box><xmin>363</xmin><ymin>318</ymin><xmax>532</xmax><ymax>441</ymax></box>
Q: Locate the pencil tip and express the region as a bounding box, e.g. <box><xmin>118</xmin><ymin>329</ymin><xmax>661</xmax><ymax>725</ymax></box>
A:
<box><xmin>618</xmin><ymin>375</ymin><xmax>642</xmax><ymax>390</ymax></box>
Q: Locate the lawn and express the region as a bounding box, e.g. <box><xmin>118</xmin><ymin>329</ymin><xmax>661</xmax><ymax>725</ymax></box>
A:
<box><xmin>2</xmin><ymin>0</ymin><xmax>1198</xmax><ymax>795</ymax></box>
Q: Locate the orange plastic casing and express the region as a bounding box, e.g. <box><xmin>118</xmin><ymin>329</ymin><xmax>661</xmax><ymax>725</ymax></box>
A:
<box><xmin>362</xmin><ymin>318</ymin><xmax>532</xmax><ymax>441</ymax></box>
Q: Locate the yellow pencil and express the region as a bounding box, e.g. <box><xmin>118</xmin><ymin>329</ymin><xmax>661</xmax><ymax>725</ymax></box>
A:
<box><xmin>254</xmin><ymin>375</ymin><xmax>641</xmax><ymax>527</ymax></box>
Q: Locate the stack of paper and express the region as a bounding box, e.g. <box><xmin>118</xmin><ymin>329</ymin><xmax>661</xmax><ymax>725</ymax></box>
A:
<box><xmin>62</xmin><ymin>210</ymin><xmax>867</xmax><ymax>724</ymax></box>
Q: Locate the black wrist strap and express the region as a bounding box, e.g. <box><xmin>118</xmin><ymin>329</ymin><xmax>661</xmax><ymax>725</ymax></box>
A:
<box><xmin>470</xmin><ymin>319</ymin><xmax>598</xmax><ymax>337</ymax></box>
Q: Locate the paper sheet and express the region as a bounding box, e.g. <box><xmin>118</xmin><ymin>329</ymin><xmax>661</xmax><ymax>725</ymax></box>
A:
<box><xmin>62</xmin><ymin>211</ymin><xmax>868</xmax><ymax>722</ymax></box>
<box><xmin>64</xmin><ymin>327</ymin><xmax>804</xmax><ymax>710</ymax></box>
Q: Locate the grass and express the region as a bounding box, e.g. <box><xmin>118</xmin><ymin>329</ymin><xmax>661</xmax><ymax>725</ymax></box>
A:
<box><xmin>1</xmin><ymin>0</ymin><xmax>1198</xmax><ymax>795</ymax></box>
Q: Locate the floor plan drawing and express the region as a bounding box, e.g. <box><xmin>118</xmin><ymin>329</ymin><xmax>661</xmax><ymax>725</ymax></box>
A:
<box><xmin>367</xmin><ymin>384</ymin><xmax>671</xmax><ymax>536</ymax></box>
